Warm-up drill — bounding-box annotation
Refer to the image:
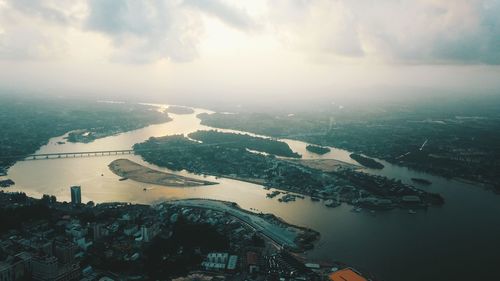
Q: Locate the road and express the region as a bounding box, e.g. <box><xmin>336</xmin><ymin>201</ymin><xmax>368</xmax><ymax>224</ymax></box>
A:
<box><xmin>167</xmin><ymin>199</ymin><xmax>302</xmax><ymax>249</ymax></box>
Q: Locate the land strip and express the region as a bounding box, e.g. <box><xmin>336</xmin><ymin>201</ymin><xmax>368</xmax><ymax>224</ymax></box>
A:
<box><xmin>108</xmin><ymin>159</ymin><xmax>217</xmax><ymax>187</ymax></box>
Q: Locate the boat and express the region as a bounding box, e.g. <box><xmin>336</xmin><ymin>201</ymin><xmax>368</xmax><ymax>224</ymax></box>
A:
<box><xmin>325</xmin><ymin>199</ymin><xmax>340</xmax><ymax>208</ymax></box>
<box><xmin>408</xmin><ymin>209</ymin><xmax>417</xmax><ymax>214</ymax></box>
<box><xmin>119</xmin><ymin>177</ymin><xmax>128</xmax><ymax>181</ymax></box>
<box><xmin>279</xmin><ymin>194</ymin><xmax>297</xmax><ymax>202</ymax></box>
<box><xmin>266</xmin><ymin>191</ymin><xmax>281</xmax><ymax>198</ymax></box>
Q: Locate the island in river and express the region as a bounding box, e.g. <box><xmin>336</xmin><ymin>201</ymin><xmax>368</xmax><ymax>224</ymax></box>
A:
<box><xmin>108</xmin><ymin>159</ymin><xmax>217</xmax><ymax>187</ymax></box>
<box><xmin>350</xmin><ymin>153</ymin><xmax>385</xmax><ymax>169</ymax></box>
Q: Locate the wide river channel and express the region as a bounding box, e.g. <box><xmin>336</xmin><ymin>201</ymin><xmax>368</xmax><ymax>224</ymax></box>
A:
<box><xmin>2</xmin><ymin>104</ymin><xmax>499</xmax><ymax>281</ymax></box>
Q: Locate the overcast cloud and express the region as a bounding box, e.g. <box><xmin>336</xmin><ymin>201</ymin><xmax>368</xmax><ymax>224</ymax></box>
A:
<box><xmin>1</xmin><ymin>0</ymin><xmax>499</xmax><ymax>64</ymax></box>
<box><xmin>0</xmin><ymin>0</ymin><xmax>499</xmax><ymax>103</ymax></box>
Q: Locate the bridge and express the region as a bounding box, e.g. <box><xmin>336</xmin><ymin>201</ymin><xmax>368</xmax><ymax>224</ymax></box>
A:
<box><xmin>0</xmin><ymin>141</ymin><xmax>240</xmax><ymax>161</ymax></box>
<box><xmin>25</xmin><ymin>149</ymin><xmax>135</xmax><ymax>160</ymax></box>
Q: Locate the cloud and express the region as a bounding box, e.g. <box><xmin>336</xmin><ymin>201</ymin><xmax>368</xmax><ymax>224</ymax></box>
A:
<box><xmin>85</xmin><ymin>0</ymin><xmax>202</xmax><ymax>63</ymax></box>
<box><xmin>268</xmin><ymin>0</ymin><xmax>500</xmax><ymax>64</ymax></box>
<box><xmin>0</xmin><ymin>0</ymin><xmax>499</xmax><ymax>64</ymax></box>
<box><xmin>0</xmin><ymin>0</ymin><xmax>77</xmax><ymax>60</ymax></box>
<box><xmin>6</xmin><ymin>0</ymin><xmax>71</xmax><ymax>23</ymax></box>
<box><xmin>268</xmin><ymin>0</ymin><xmax>364</xmax><ymax>58</ymax></box>
<box><xmin>349</xmin><ymin>0</ymin><xmax>500</xmax><ymax>64</ymax></box>
<box><xmin>183</xmin><ymin>0</ymin><xmax>257</xmax><ymax>31</ymax></box>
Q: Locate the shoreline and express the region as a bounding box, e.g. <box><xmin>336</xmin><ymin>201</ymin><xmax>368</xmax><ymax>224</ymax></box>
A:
<box><xmin>164</xmin><ymin>198</ymin><xmax>320</xmax><ymax>252</ymax></box>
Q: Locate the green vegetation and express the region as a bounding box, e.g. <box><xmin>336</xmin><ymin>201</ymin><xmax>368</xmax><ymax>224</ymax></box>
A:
<box><xmin>0</xmin><ymin>192</ymin><xmax>53</xmax><ymax>234</ymax></box>
<box><xmin>134</xmin><ymin>135</ymin><xmax>443</xmax><ymax>208</ymax></box>
<box><xmin>134</xmin><ymin>135</ymin><xmax>278</xmax><ymax>179</ymax></box>
<box><xmin>350</xmin><ymin>154</ymin><xmax>384</xmax><ymax>169</ymax></box>
<box><xmin>0</xmin><ymin>95</ymin><xmax>170</xmax><ymax>173</ymax></box>
<box><xmin>188</xmin><ymin>130</ymin><xmax>301</xmax><ymax>158</ymax></box>
<box><xmin>306</xmin><ymin>144</ymin><xmax>331</xmax><ymax>155</ymax></box>
<box><xmin>0</xmin><ymin>179</ymin><xmax>15</xmax><ymax>188</ymax></box>
<box><xmin>198</xmin><ymin>97</ymin><xmax>500</xmax><ymax>189</ymax></box>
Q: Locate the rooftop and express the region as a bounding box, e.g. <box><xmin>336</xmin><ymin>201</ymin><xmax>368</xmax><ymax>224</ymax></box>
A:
<box><xmin>329</xmin><ymin>268</ymin><xmax>367</xmax><ymax>281</ymax></box>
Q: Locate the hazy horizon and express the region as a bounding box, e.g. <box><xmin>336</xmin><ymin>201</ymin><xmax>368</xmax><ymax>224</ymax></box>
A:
<box><xmin>1</xmin><ymin>0</ymin><xmax>499</xmax><ymax>106</ymax></box>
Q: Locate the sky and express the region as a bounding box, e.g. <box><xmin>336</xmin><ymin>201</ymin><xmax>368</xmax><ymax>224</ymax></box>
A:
<box><xmin>0</xmin><ymin>0</ymin><xmax>499</xmax><ymax>105</ymax></box>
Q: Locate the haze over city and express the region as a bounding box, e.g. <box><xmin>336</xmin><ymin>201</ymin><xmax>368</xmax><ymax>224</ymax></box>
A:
<box><xmin>0</xmin><ymin>1</ymin><xmax>499</xmax><ymax>281</ymax></box>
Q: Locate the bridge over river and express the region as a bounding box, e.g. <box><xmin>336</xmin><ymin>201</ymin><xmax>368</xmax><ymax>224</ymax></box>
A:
<box><xmin>0</xmin><ymin>141</ymin><xmax>239</xmax><ymax>161</ymax></box>
<box><xmin>25</xmin><ymin>149</ymin><xmax>135</xmax><ymax>160</ymax></box>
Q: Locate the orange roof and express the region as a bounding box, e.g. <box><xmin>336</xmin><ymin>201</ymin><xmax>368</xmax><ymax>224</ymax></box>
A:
<box><xmin>246</xmin><ymin>252</ymin><xmax>258</xmax><ymax>265</ymax></box>
<box><xmin>329</xmin><ymin>268</ymin><xmax>367</xmax><ymax>281</ymax></box>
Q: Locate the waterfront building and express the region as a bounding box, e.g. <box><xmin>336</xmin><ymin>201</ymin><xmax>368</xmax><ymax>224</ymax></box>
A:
<box><xmin>70</xmin><ymin>186</ymin><xmax>81</xmax><ymax>205</ymax></box>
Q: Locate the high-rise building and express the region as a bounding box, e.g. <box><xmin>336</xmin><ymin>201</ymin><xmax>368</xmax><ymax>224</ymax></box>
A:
<box><xmin>70</xmin><ymin>186</ymin><xmax>81</xmax><ymax>205</ymax></box>
<box><xmin>32</xmin><ymin>255</ymin><xmax>80</xmax><ymax>281</ymax></box>
<box><xmin>141</xmin><ymin>224</ymin><xmax>160</xmax><ymax>242</ymax></box>
<box><xmin>54</xmin><ymin>241</ymin><xmax>77</xmax><ymax>264</ymax></box>
<box><xmin>0</xmin><ymin>252</ymin><xmax>32</xmax><ymax>281</ymax></box>
<box><xmin>32</xmin><ymin>256</ymin><xmax>58</xmax><ymax>281</ymax></box>
<box><xmin>91</xmin><ymin>223</ymin><xmax>104</xmax><ymax>240</ymax></box>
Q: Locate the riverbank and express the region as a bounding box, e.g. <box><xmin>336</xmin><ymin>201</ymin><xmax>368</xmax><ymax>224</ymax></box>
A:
<box><xmin>0</xmin><ymin>97</ymin><xmax>170</xmax><ymax>173</ymax></box>
<box><xmin>165</xmin><ymin>198</ymin><xmax>320</xmax><ymax>252</ymax></box>
<box><xmin>108</xmin><ymin>159</ymin><xmax>217</xmax><ymax>187</ymax></box>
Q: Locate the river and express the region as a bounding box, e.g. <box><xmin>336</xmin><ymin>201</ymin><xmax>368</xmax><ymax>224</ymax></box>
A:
<box><xmin>2</xmin><ymin>104</ymin><xmax>499</xmax><ymax>281</ymax></box>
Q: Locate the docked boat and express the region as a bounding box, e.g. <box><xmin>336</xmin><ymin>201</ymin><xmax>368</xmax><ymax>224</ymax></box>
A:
<box><xmin>325</xmin><ymin>199</ymin><xmax>340</xmax><ymax>208</ymax></box>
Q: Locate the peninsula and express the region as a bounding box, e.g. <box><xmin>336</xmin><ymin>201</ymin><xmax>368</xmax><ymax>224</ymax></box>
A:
<box><xmin>166</xmin><ymin>199</ymin><xmax>319</xmax><ymax>252</ymax></box>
